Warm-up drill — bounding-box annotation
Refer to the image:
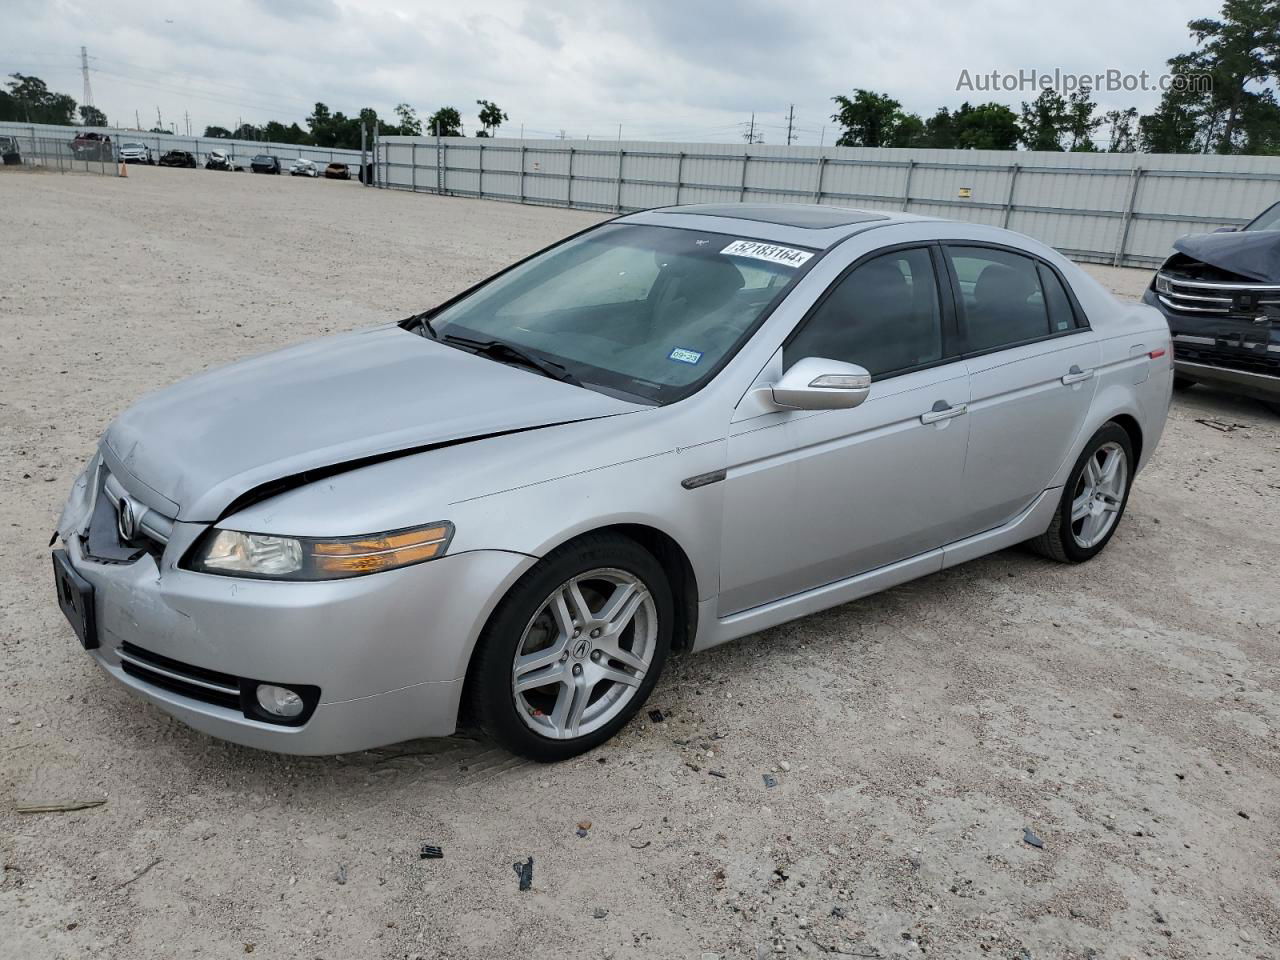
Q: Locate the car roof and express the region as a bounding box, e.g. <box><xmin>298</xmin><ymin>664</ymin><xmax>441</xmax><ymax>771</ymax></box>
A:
<box><xmin>619</xmin><ymin>203</ymin><xmax>942</xmax><ymax>250</ymax></box>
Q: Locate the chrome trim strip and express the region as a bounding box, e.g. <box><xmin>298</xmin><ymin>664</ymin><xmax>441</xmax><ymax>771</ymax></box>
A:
<box><xmin>116</xmin><ymin>649</ymin><xmax>241</xmax><ymax>696</ymax></box>
<box><xmin>1157</xmin><ymin>271</ymin><xmax>1280</xmax><ymax>292</ymax></box>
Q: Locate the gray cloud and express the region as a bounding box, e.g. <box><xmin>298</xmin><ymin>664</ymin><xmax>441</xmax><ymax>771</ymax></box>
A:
<box><xmin>3</xmin><ymin>0</ymin><xmax>1214</xmax><ymax>143</ymax></box>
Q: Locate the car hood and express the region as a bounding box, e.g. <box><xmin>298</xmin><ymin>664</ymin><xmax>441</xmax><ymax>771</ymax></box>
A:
<box><xmin>1173</xmin><ymin>230</ymin><xmax>1280</xmax><ymax>282</ymax></box>
<box><xmin>101</xmin><ymin>325</ymin><xmax>643</xmax><ymax>522</ymax></box>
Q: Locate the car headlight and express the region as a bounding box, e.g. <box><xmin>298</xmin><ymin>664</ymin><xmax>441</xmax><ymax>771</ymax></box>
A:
<box><xmin>1154</xmin><ymin>273</ymin><xmax>1172</xmax><ymax>294</ymax></box>
<box><xmin>186</xmin><ymin>522</ymin><xmax>454</xmax><ymax>580</ymax></box>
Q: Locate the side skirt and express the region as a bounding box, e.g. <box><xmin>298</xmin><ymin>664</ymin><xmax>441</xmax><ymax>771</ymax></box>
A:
<box><xmin>692</xmin><ymin>487</ymin><xmax>1059</xmax><ymax>653</ymax></box>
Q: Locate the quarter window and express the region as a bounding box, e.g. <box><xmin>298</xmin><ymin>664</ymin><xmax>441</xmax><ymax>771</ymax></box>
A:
<box><xmin>785</xmin><ymin>247</ymin><xmax>943</xmax><ymax>377</ymax></box>
<box><xmin>1038</xmin><ymin>263</ymin><xmax>1078</xmax><ymax>332</ymax></box>
<box><xmin>946</xmin><ymin>246</ymin><xmax>1052</xmax><ymax>353</ymax></box>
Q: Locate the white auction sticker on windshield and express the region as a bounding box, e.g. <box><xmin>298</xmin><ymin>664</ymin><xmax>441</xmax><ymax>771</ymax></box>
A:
<box><xmin>720</xmin><ymin>239</ymin><xmax>813</xmax><ymax>268</ymax></box>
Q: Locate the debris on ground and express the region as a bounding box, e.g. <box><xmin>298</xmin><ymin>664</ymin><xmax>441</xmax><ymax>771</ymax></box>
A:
<box><xmin>762</xmin><ymin>774</ymin><xmax>778</xmax><ymax>788</ymax></box>
<box><xmin>708</xmin><ymin>770</ymin><xmax>727</xmax><ymax>779</ymax></box>
<box><xmin>1023</xmin><ymin>827</ymin><xmax>1045</xmax><ymax>849</ymax></box>
<box><xmin>114</xmin><ymin>857</ymin><xmax>162</xmax><ymax>890</ymax></box>
<box><xmin>1195</xmin><ymin>418</ymin><xmax>1249</xmax><ymax>432</ymax></box>
<box><xmin>419</xmin><ymin>845</ymin><xmax>443</xmax><ymax>859</ymax></box>
<box><xmin>513</xmin><ymin>856</ymin><xmax>533</xmax><ymax>891</ymax></box>
<box><xmin>335</xmin><ymin>864</ymin><xmax>347</xmax><ymax>885</ymax></box>
<box><xmin>576</xmin><ymin>827</ymin><xmax>589</xmax><ymax>838</ymax></box>
<box><xmin>15</xmin><ymin>798</ymin><xmax>107</xmax><ymax>814</ymax></box>
<box><xmin>648</xmin><ymin>709</ymin><xmax>665</xmax><ymax>722</ymax></box>
<box><xmin>593</xmin><ymin>906</ymin><xmax>609</xmax><ymax>919</ymax></box>
<box><xmin>630</xmin><ymin>840</ymin><xmax>651</xmax><ymax>850</ymax></box>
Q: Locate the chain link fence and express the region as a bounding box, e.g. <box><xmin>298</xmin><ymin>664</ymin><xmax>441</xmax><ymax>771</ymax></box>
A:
<box><xmin>0</xmin><ymin>134</ymin><xmax>121</xmax><ymax>176</ymax></box>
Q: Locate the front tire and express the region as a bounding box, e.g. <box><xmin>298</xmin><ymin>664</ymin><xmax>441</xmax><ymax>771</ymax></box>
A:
<box><xmin>468</xmin><ymin>533</ymin><xmax>673</xmax><ymax>762</ymax></box>
<box><xmin>1029</xmin><ymin>423</ymin><xmax>1134</xmax><ymax>563</ymax></box>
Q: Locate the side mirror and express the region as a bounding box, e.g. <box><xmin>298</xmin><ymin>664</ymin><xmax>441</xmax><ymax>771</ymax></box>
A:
<box><xmin>763</xmin><ymin>357</ymin><xmax>872</xmax><ymax>411</ymax></box>
<box><xmin>1212</xmin><ymin>226</ymin><xmax>1238</xmax><ymax>233</ymax></box>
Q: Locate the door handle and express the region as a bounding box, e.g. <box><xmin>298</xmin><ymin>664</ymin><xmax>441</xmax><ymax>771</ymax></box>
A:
<box><xmin>1061</xmin><ymin>365</ymin><xmax>1095</xmax><ymax>385</ymax></box>
<box><xmin>920</xmin><ymin>401</ymin><xmax>968</xmax><ymax>424</ymax></box>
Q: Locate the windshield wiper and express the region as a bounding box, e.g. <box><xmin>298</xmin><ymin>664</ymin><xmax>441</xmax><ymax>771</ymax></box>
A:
<box><xmin>440</xmin><ymin>334</ymin><xmax>582</xmax><ymax>386</ymax></box>
<box><xmin>406</xmin><ymin>312</ymin><xmax>438</xmax><ymax>339</ymax></box>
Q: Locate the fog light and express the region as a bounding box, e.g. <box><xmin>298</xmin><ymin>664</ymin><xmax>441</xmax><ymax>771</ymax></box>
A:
<box><xmin>255</xmin><ymin>684</ymin><xmax>304</xmax><ymax>718</ymax></box>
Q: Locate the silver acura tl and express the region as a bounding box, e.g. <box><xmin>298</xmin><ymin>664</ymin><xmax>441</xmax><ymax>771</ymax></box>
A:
<box><xmin>52</xmin><ymin>204</ymin><xmax>1172</xmax><ymax>761</ymax></box>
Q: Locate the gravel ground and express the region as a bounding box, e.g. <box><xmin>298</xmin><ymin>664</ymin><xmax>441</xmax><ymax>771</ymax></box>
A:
<box><xmin>2</xmin><ymin>166</ymin><xmax>1278</xmax><ymax>960</ymax></box>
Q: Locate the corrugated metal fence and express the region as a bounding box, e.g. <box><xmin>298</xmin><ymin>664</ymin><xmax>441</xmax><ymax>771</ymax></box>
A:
<box><xmin>376</xmin><ymin>136</ymin><xmax>1280</xmax><ymax>269</ymax></box>
<box><xmin>0</xmin><ymin>121</ymin><xmax>363</xmax><ymax>169</ymax></box>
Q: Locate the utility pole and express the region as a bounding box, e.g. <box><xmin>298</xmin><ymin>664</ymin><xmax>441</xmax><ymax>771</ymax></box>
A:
<box><xmin>135</xmin><ymin>110</ymin><xmax>141</xmax><ymax>131</ymax></box>
<box><xmin>785</xmin><ymin>104</ymin><xmax>797</xmax><ymax>145</ymax></box>
<box><xmin>617</xmin><ymin>123</ymin><xmax>622</xmax><ymax>141</ymax></box>
<box><xmin>184</xmin><ymin>110</ymin><xmax>191</xmax><ymax>136</ymax></box>
<box><xmin>80</xmin><ymin>46</ymin><xmax>93</xmax><ymax>108</ymax></box>
<box><xmin>748</xmin><ymin>112</ymin><xmax>755</xmax><ymax>144</ymax></box>
<box><xmin>156</xmin><ymin>105</ymin><xmax>162</xmax><ymax>131</ymax></box>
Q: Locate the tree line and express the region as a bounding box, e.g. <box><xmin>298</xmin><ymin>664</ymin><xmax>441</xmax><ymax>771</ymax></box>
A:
<box><xmin>829</xmin><ymin>0</ymin><xmax>1280</xmax><ymax>154</ymax></box>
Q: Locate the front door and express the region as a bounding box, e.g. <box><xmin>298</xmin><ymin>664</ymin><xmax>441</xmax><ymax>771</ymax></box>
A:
<box><xmin>718</xmin><ymin>245</ymin><xmax>972</xmax><ymax>616</ymax></box>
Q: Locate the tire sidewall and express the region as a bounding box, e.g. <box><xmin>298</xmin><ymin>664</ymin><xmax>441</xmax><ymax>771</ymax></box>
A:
<box><xmin>1055</xmin><ymin>423</ymin><xmax>1135</xmax><ymax>562</ymax></box>
<box><xmin>471</xmin><ymin>535</ymin><xmax>673</xmax><ymax>761</ymax></box>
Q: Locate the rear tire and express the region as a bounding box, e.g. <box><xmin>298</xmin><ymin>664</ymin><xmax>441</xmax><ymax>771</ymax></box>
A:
<box><xmin>467</xmin><ymin>533</ymin><xmax>673</xmax><ymax>762</ymax></box>
<box><xmin>1028</xmin><ymin>423</ymin><xmax>1134</xmax><ymax>564</ymax></box>
<box><xmin>1173</xmin><ymin>375</ymin><xmax>1195</xmax><ymax>391</ymax></box>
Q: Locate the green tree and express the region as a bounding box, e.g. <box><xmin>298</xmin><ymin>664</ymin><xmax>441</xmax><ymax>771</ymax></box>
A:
<box><xmin>1104</xmin><ymin>108</ymin><xmax>1139</xmax><ymax>152</ymax></box>
<box><xmin>830</xmin><ymin>89</ymin><xmax>911</xmax><ymax>147</ymax></box>
<box><xmin>395</xmin><ymin>103</ymin><xmax>422</xmax><ymax>135</ymax></box>
<box><xmin>427</xmin><ymin>106</ymin><xmax>463</xmax><ymax>137</ymax></box>
<box><xmin>476</xmin><ymin>99</ymin><xmax>508</xmax><ymax>137</ymax></box>
<box><xmin>1</xmin><ymin>73</ymin><xmax>77</xmax><ymax>124</ymax></box>
<box><xmin>1064</xmin><ymin>90</ymin><xmax>1102</xmax><ymax>151</ymax></box>
<box><xmin>79</xmin><ymin>104</ymin><xmax>107</xmax><ymax>126</ymax></box>
<box><xmin>204</xmin><ymin>125</ymin><xmax>233</xmax><ymax>138</ymax></box>
<box><xmin>1019</xmin><ymin>90</ymin><xmax>1070</xmax><ymax>150</ymax></box>
<box><xmin>950</xmin><ymin>102</ymin><xmax>1021</xmax><ymax>149</ymax></box>
<box><xmin>1187</xmin><ymin>0</ymin><xmax>1280</xmax><ymax>152</ymax></box>
<box><xmin>887</xmin><ymin>112</ymin><xmax>926</xmax><ymax>147</ymax></box>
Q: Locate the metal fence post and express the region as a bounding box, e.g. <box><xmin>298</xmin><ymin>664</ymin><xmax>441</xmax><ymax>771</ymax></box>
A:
<box><xmin>567</xmin><ymin>146</ymin><xmax>574</xmax><ymax>207</ymax></box>
<box><xmin>813</xmin><ymin>156</ymin><xmax>827</xmax><ymax>202</ymax></box>
<box><xmin>478</xmin><ymin>142</ymin><xmax>484</xmax><ymax>198</ymax></box>
<box><xmin>1001</xmin><ymin>164</ymin><xmax>1021</xmax><ymax>228</ymax></box>
<box><xmin>1113</xmin><ymin>166</ymin><xmax>1144</xmax><ymax>267</ymax></box>
<box><xmin>900</xmin><ymin>159</ymin><xmax>916</xmax><ymax>212</ymax></box>
<box><xmin>519</xmin><ymin>145</ymin><xmax>526</xmax><ymax>204</ymax></box>
<box><xmin>441</xmin><ymin>138</ymin><xmax>448</xmax><ymax>194</ymax></box>
<box><xmin>411</xmin><ymin>141</ymin><xmax>417</xmax><ymax>192</ymax></box>
<box><xmin>674</xmin><ymin>151</ymin><xmax>684</xmax><ymax>205</ymax></box>
<box><xmin>615</xmin><ymin>148</ymin><xmax>624</xmax><ymax>212</ymax></box>
<box><xmin>738</xmin><ymin>153</ymin><xmax>749</xmax><ymax>202</ymax></box>
<box><xmin>360</xmin><ymin>125</ymin><xmax>368</xmax><ymax>187</ymax></box>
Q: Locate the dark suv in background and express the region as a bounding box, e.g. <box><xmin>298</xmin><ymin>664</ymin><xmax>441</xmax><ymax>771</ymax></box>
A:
<box><xmin>1144</xmin><ymin>200</ymin><xmax>1280</xmax><ymax>412</ymax></box>
<box><xmin>250</xmin><ymin>155</ymin><xmax>281</xmax><ymax>174</ymax></box>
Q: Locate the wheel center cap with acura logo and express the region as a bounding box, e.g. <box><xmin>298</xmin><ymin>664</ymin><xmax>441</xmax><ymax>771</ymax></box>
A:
<box><xmin>571</xmin><ymin>638</ymin><xmax>592</xmax><ymax>660</ymax></box>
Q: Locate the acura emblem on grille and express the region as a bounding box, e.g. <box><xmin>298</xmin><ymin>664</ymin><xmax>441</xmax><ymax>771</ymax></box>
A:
<box><xmin>116</xmin><ymin>496</ymin><xmax>139</xmax><ymax>542</ymax></box>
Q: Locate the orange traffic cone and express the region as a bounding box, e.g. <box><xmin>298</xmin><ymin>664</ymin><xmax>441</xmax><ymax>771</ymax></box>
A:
<box><xmin>119</xmin><ymin>160</ymin><xmax>128</xmax><ymax>178</ymax></box>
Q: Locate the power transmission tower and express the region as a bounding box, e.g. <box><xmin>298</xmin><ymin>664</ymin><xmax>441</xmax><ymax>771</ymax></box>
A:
<box><xmin>156</xmin><ymin>105</ymin><xmax>163</xmax><ymax>131</ymax></box>
<box><xmin>785</xmin><ymin>104</ymin><xmax>798</xmax><ymax>144</ymax></box>
<box><xmin>742</xmin><ymin>113</ymin><xmax>763</xmax><ymax>144</ymax></box>
<box><xmin>80</xmin><ymin>46</ymin><xmax>93</xmax><ymax>107</ymax></box>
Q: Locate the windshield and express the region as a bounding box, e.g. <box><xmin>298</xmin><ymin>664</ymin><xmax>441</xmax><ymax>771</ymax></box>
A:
<box><xmin>1245</xmin><ymin>201</ymin><xmax>1280</xmax><ymax>232</ymax></box>
<box><xmin>123</xmin><ymin>142</ymin><xmax>143</xmax><ymax>150</ymax></box>
<box><xmin>426</xmin><ymin>223</ymin><xmax>814</xmax><ymax>404</ymax></box>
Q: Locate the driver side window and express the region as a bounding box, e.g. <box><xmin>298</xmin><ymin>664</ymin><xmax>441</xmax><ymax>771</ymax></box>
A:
<box><xmin>785</xmin><ymin>247</ymin><xmax>943</xmax><ymax>378</ymax></box>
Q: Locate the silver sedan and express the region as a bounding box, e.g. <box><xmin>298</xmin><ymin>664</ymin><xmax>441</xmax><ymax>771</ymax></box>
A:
<box><xmin>52</xmin><ymin>204</ymin><xmax>1172</xmax><ymax>761</ymax></box>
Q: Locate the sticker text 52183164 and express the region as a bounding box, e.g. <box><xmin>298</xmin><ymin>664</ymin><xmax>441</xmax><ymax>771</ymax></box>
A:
<box><xmin>720</xmin><ymin>239</ymin><xmax>813</xmax><ymax>269</ymax></box>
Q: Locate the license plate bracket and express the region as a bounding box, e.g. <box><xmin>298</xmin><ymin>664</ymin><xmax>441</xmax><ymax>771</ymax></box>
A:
<box><xmin>52</xmin><ymin>549</ymin><xmax>97</xmax><ymax>650</ymax></box>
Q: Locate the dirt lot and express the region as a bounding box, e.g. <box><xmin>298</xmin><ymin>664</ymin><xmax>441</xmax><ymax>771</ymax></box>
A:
<box><xmin>1</xmin><ymin>166</ymin><xmax>1278</xmax><ymax>960</ymax></box>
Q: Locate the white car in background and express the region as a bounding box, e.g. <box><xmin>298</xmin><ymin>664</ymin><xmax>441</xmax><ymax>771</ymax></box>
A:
<box><xmin>118</xmin><ymin>142</ymin><xmax>154</xmax><ymax>165</ymax></box>
<box><xmin>290</xmin><ymin>158</ymin><xmax>318</xmax><ymax>178</ymax></box>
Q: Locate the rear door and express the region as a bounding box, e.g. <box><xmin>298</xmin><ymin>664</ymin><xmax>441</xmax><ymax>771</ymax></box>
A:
<box><xmin>943</xmin><ymin>245</ymin><xmax>1100</xmax><ymax>536</ymax></box>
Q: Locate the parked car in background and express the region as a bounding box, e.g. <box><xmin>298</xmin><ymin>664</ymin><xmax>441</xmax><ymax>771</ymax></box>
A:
<box><xmin>251</xmin><ymin>155</ymin><xmax>281</xmax><ymax>175</ymax></box>
<box><xmin>324</xmin><ymin>161</ymin><xmax>350</xmax><ymax>180</ymax></box>
<box><xmin>158</xmin><ymin>150</ymin><xmax>197</xmax><ymax>168</ymax></box>
<box><xmin>1144</xmin><ymin>200</ymin><xmax>1280</xmax><ymax>411</ymax></box>
<box><xmin>118</xmin><ymin>142</ymin><xmax>154</xmax><ymax>165</ymax></box>
<box><xmin>205</xmin><ymin>149</ymin><xmax>231</xmax><ymax>171</ymax></box>
<box><xmin>290</xmin><ymin>158</ymin><xmax>318</xmax><ymax>177</ymax></box>
<box><xmin>53</xmin><ymin>204</ymin><xmax>1172</xmax><ymax>761</ymax></box>
<box><xmin>69</xmin><ymin>132</ymin><xmax>113</xmax><ymax>162</ymax></box>
<box><xmin>0</xmin><ymin>135</ymin><xmax>21</xmax><ymax>165</ymax></box>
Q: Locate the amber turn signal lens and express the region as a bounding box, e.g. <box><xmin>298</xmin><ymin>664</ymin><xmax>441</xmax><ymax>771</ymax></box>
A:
<box><xmin>309</xmin><ymin>523</ymin><xmax>454</xmax><ymax>577</ymax></box>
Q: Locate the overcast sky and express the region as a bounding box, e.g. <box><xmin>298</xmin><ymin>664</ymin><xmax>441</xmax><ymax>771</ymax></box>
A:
<box><xmin>4</xmin><ymin>0</ymin><xmax>1214</xmax><ymax>144</ymax></box>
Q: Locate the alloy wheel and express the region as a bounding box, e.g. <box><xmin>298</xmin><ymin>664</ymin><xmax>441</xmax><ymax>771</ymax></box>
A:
<box><xmin>511</xmin><ymin>567</ymin><xmax>657</xmax><ymax>740</ymax></box>
<box><xmin>1070</xmin><ymin>441</ymin><xmax>1128</xmax><ymax>549</ymax></box>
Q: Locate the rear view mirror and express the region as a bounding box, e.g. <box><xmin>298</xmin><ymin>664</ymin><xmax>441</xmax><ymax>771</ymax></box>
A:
<box><xmin>765</xmin><ymin>357</ymin><xmax>871</xmax><ymax>411</ymax></box>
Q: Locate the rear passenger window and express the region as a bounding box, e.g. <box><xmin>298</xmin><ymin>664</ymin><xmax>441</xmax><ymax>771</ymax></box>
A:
<box><xmin>946</xmin><ymin>246</ymin><xmax>1051</xmax><ymax>353</ymax></box>
<box><xmin>785</xmin><ymin>247</ymin><xmax>943</xmax><ymax>378</ymax></box>
<box><xmin>1038</xmin><ymin>263</ymin><xmax>1077</xmax><ymax>332</ymax></box>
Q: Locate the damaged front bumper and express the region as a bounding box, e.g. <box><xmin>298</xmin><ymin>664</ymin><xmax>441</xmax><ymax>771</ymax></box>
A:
<box><xmin>53</xmin><ymin>457</ymin><xmax>537</xmax><ymax>755</ymax></box>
